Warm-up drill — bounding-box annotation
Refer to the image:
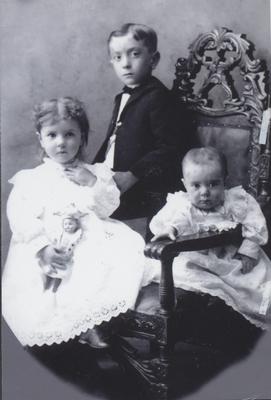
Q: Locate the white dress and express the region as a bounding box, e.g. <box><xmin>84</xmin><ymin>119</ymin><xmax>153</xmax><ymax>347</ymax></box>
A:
<box><xmin>2</xmin><ymin>158</ymin><xmax>146</xmax><ymax>346</ymax></box>
<box><xmin>147</xmin><ymin>186</ymin><xmax>271</xmax><ymax>329</ymax></box>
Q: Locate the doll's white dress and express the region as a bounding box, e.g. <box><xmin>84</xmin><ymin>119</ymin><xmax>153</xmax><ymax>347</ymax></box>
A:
<box><xmin>2</xmin><ymin>158</ymin><xmax>146</xmax><ymax>346</ymax></box>
<box><xmin>146</xmin><ymin>187</ymin><xmax>271</xmax><ymax>329</ymax></box>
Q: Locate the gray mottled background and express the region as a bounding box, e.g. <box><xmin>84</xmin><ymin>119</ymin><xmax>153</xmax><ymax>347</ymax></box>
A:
<box><xmin>1</xmin><ymin>0</ymin><xmax>271</xmax><ymax>399</ymax></box>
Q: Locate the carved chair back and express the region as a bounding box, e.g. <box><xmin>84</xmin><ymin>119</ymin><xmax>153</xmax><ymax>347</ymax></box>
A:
<box><xmin>173</xmin><ymin>27</ymin><xmax>270</xmax><ymax>208</ymax></box>
<box><xmin>110</xmin><ymin>29</ymin><xmax>270</xmax><ymax>400</ymax></box>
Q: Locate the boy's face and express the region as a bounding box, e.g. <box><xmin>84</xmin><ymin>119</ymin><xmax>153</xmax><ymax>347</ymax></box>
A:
<box><xmin>182</xmin><ymin>161</ymin><xmax>225</xmax><ymax>210</ymax></box>
<box><xmin>109</xmin><ymin>33</ymin><xmax>157</xmax><ymax>87</ymax></box>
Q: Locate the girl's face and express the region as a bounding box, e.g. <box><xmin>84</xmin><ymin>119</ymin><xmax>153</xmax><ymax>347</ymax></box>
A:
<box><xmin>182</xmin><ymin>161</ymin><xmax>225</xmax><ymax>210</ymax></box>
<box><xmin>39</xmin><ymin>119</ymin><xmax>82</xmax><ymax>165</ymax></box>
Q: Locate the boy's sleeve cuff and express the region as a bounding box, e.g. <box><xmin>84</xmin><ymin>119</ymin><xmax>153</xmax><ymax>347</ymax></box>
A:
<box><xmin>129</xmin><ymin>165</ymin><xmax>144</xmax><ymax>180</ymax></box>
<box><xmin>130</xmin><ymin>164</ymin><xmax>162</xmax><ymax>180</ymax></box>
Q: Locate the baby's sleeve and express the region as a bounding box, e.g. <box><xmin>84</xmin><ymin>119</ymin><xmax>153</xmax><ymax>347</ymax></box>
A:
<box><xmin>149</xmin><ymin>191</ymin><xmax>192</xmax><ymax>236</ymax></box>
<box><xmin>7</xmin><ymin>171</ymin><xmax>50</xmax><ymax>254</ymax></box>
<box><xmin>229</xmin><ymin>187</ymin><xmax>268</xmax><ymax>259</ymax></box>
<box><xmin>83</xmin><ymin>163</ymin><xmax>120</xmax><ymax>218</ymax></box>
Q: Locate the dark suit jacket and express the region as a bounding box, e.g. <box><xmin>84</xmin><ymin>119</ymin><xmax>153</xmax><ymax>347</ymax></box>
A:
<box><xmin>94</xmin><ymin>76</ymin><xmax>186</xmax><ymax>219</ymax></box>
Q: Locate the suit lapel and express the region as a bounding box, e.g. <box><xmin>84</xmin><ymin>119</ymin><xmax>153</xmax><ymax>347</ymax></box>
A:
<box><xmin>106</xmin><ymin>76</ymin><xmax>163</xmax><ymax>137</ymax></box>
<box><xmin>118</xmin><ymin>76</ymin><xmax>161</xmax><ymax>121</ymax></box>
<box><xmin>106</xmin><ymin>93</ymin><xmax>122</xmax><ymax>138</ymax></box>
<box><xmin>94</xmin><ymin>76</ymin><xmax>163</xmax><ymax>163</ymax></box>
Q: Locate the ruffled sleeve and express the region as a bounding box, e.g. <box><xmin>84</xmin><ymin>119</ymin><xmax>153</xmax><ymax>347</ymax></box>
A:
<box><xmin>81</xmin><ymin>163</ymin><xmax>120</xmax><ymax>218</ymax></box>
<box><xmin>226</xmin><ymin>186</ymin><xmax>268</xmax><ymax>258</ymax></box>
<box><xmin>149</xmin><ymin>191</ymin><xmax>193</xmax><ymax>236</ymax></box>
<box><xmin>7</xmin><ymin>170</ymin><xmax>50</xmax><ymax>254</ymax></box>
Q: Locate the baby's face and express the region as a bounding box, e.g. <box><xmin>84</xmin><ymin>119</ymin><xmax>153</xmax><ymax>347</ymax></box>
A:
<box><xmin>63</xmin><ymin>218</ymin><xmax>78</xmax><ymax>233</ymax></box>
<box><xmin>183</xmin><ymin>161</ymin><xmax>225</xmax><ymax>210</ymax></box>
<box><xmin>109</xmin><ymin>33</ymin><xmax>156</xmax><ymax>87</ymax></box>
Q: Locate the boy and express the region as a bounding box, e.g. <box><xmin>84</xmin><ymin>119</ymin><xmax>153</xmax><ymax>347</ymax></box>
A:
<box><xmin>94</xmin><ymin>23</ymin><xmax>184</xmax><ymax>232</ymax></box>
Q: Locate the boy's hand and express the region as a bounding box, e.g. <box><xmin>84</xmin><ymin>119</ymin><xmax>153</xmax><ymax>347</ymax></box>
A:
<box><xmin>64</xmin><ymin>166</ymin><xmax>97</xmax><ymax>187</ymax></box>
<box><xmin>38</xmin><ymin>245</ymin><xmax>71</xmax><ymax>272</ymax></box>
<box><xmin>151</xmin><ymin>226</ymin><xmax>178</xmax><ymax>242</ymax></box>
<box><xmin>113</xmin><ymin>171</ymin><xmax>138</xmax><ymax>194</ymax></box>
<box><xmin>237</xmin><ymin>254</ymin><xmax>257</xmax><ymax>274</ymax></box>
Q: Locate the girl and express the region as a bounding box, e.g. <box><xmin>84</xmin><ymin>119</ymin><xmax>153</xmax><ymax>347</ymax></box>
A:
<box><xmin>147</xmin><ymin>147</ymin><xmax>271</xmax><ymax>330</ymax></box>
<box><xmin>2</xmin><ymin>97</ymin><xmax>146</xmax><ymax>349</ymax></box>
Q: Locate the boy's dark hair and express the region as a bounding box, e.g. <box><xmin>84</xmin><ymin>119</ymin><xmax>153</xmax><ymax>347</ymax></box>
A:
<box><xmin>182</xmin><ymin>147</ymin><xmax>228</xmax><ymax>178</ymax></box>
<box><xmin>33</xmin><ymin>97</ymin><xmax>89</xmax><ymax>147</ymax></box>
<box><xmin>108</xmin><ymin>23</ymin><xmax>158</xmax><ymax>53</ymax></box>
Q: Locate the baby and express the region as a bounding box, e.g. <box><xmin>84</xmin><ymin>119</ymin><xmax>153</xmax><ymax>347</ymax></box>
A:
<box><xmin>148</xmin><ymin>147</ymin><xmax>271</xmax><ymax>329</ymax></box>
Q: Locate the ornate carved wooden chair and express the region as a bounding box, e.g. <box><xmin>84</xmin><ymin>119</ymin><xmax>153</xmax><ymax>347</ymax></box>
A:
<box><xmin>109</xmin><ymin>28</ymin><xmax>270</xmax><ymax>399</ymax></box>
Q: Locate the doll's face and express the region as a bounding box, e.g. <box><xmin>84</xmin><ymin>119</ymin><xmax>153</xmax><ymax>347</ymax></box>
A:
<box><xmin>109</xmin><ymin>33</ymin><xmax>159</xmax><ymax>87</ymax></box>
<box><xmin>39</xmin><ymin>119</ymin><xmax>82</xmax><ymax>165</ymax></box>
<box><xmin>182</xmin><ymin>161</ymin><xmax>225</xmax><ymax>210</ymax></box>
<box><xmin>63</xmin><ymin>217</ymin><xmax>78</xmax><ymax>233</ymax></box>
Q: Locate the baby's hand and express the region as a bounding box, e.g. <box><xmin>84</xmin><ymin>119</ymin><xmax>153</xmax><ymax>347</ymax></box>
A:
<box><xmin>38</xmin><ymin>245</ymin><xmax>71</xmax><ymax>272</ymax></box>
<box><xmin>238</xmin><ymin>254</ymin><xmax>257</xmax><ymax>274</ymax></box>
<box><xmin>64</xmin><ymin>166</ymin><xmax>97</xmax><ymax>187</ymax></box>
<box><xmin>113</xmin><ymin>171</ymin><xmax>138</xmax><ymax>194</ymax></box>
<box><xmin>151</xmin><ymin>226</ymin><xmax>178</xmax><ymax>242</ymax></box>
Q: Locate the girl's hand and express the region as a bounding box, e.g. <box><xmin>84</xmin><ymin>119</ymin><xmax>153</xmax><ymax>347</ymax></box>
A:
<box><xmin>38</xmin><ymin>245</ymin><xmax>71</xmax><ymax>271</ymax></box>
<box><xmin>64</xmin><ymin>166</ymin><xmax>97</xmax><ymax>187</ymax></box>
<box><xmin>238</xmin><ymin>254</ymin><xmax>257</xmax><ymax>274</ymax></box>
<box><xmin>151</xmin><ymin>226</ymin><xmax>178</xmax><ymax>242</ymax></box>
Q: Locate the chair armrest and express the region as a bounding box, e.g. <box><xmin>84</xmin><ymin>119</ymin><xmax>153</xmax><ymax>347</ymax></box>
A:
<box><xmin>144</xmin><ymin>225</ymin><xmax>242</xmax><ymax>315</ymax></box>
<box><xmin>144</xmin><ymin>224</ymin><xmax>242</xmax><ymax>260</ymax></box>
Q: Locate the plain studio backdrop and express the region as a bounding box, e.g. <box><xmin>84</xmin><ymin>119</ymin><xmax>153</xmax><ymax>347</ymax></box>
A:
<box><xmin>1</xmin><ymin>0</ymin><xmax>271</xmax><ymax>399</ymax></box>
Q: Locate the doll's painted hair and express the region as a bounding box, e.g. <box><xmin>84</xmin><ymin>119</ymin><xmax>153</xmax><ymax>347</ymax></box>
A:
<box><xmin>182</xmin><ymin>147</ymin><xmax>228</xmax><ymax>178</ymax></box>
<box><xmin>33</xmin><ymin>97</ymin><xmax>89</xmax><ymax>148</ymax></box>
<box><xmin>108</xmin><ymin>23</ymin><xmax>158</xmax><ymax>53</ymax></box>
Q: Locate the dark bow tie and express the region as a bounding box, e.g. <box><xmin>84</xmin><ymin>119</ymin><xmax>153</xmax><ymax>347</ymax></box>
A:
<box><xmin>122</xmin><ymin>86</ymin><xmax>139</xmax><ymax>95</ymax></box>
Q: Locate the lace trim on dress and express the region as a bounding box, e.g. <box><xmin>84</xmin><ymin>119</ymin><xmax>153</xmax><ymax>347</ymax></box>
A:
<box><xmin>196</xmin><ymin>220</ymin><xmax>238</xmax><ymax>233</ymax></box>
<box><xmin>178</xmin><ymin>281</ymin><xmax>268</xmax><ymax>329</ymax></box>
<box><xmin>21</xmin><ymin>299</ymin><xmax>129</xmax><ymax>347</ymax></box>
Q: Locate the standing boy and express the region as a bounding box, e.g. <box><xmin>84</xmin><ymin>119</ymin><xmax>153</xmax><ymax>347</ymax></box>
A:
<box><xmin>94</xmin><ymin>23</ymin><xmax>185</xmax><ymax>234</ymax></box>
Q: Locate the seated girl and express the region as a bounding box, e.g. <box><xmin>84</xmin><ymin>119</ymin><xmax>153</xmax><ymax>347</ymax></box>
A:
<box><xmin>2</xmin><ymin>97</ymin><xmax>146</xmax><ymax>349</ymax></box>
<box><xmin>147</xmin><ymin>147</ymin><xmax>271</xmax><ymax>330</ymax></box>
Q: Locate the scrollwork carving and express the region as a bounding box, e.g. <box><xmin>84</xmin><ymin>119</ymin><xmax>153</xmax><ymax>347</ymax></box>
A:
<box><xmin>174</xmin><ymin>27</ymin><xmax>267</xmax><ymax>117</ymax></box>
<box><xmin>173</xmin><ymin>27</ymin><xmax>269</xmax><ymax>204</ymax></box>
<box><xmin>119</xmin><ymin>311</ymin><xmax>166</xmax><ymax>340</ymax></box>
<box><xmin>109</xmin><ymin>337</ymin><xmax>169</xmax><ymax>399</ymax></box>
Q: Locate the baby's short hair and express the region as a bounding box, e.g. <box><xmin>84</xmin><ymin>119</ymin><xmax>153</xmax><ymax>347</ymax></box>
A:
<box><xmin>33</xmin><ymin>97</ymin><xmax>89</xmax><ymax>146</ymax></box>
<box><xmin>108</xmin><ymin>23</ymin><xmax>158</xmax><ymax>53</ymax></box>
<box><xmin>182</xmin><ymin>147</ymin><xmax>228</xmax><ymax>178</ymax></box>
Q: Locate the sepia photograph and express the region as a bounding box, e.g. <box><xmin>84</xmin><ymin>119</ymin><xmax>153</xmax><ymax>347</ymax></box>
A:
<box><xmin>1</xmin><ymin>0</ymin><xmax>271</xmax><ymax>399</ymax></box>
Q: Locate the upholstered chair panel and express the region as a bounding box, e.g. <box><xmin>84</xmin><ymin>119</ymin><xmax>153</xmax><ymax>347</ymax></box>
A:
<box><xmin>196</xmin><ymin>125</ymin><xmax>251</xmax><ymax>189</ymax></box>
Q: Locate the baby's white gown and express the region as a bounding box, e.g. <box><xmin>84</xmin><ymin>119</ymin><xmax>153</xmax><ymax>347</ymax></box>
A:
<box><xmin>2</xmin><ymin>159</ymin><xmax>146</xmax><ymax>347</ymax></box>
<box><xmin>146</xmin><ymin>187</ymin><xmax>271</xmax><ymax>329</ymax></box>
